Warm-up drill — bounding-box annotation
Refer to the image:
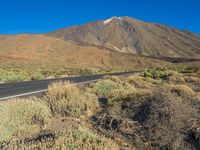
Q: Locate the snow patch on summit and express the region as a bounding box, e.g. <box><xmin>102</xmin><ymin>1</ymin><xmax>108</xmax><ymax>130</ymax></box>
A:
<box><xmin>103</xmin><ymin>17</ymin><xmax>122</xmax><ymax>25</ymax></box>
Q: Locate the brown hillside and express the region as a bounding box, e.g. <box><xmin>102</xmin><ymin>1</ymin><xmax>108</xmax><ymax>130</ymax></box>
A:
<box><xmin>0</xmin><ymin>34</ymin><xmax>166</xmax><ymax>69</ymax></box>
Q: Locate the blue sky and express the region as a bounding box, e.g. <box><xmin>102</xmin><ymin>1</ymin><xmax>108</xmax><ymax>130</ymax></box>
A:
<box><xmin>0</xmin><ymin>0</ymin><xmax>199</xmax><ymax>34</ymax></box>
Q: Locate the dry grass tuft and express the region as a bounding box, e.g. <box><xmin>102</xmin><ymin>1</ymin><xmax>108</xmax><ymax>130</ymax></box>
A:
<box><xmin>126</xmin><ymin>75</ymin><xmax>158</xmax><ymax>89</ymax></box>
<box><xmin>44</xmin><ymin>81</ymin><xmax>99</xmax><ymax>117</ymax></box>
<box><xmin>168</xmin><ymin>75</ymin><xmax>185</xmax><ymax>83</ymax></box>
<box><xmin>169</xmin><ymin>84</ymin><xmax>196</xmax><ymax>99</ymax></box>
<box><xmin>184</xmin><ymin>76</ymin><xmax>200</xmax><ymax>82</ymax></box>
<box><xmin>193</xmin><ymin>92</ymin><xmax>200</xmax><ymax>101</ymax></box>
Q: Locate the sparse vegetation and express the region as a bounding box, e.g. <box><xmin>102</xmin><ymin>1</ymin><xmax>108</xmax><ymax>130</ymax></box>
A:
<box><xmin>1</xmin><ymin>126</ymin><xmax>119</xmax><ymax>150</ymax></box>
<box><xmin>44</xmin><ymin>81</ymin><xmax>99</xmax><ymax>117</ymax></box>
<box><xmin>0</xmin><ymin>68</ymin><xmax>30</xmax><ymax>83</ymax></box>
<box><xmin>0</xmin><ymin>98</ymin><xmax>51</xmax><ymax>142</ymax></box>
<box><xmin>0</xmin><ymin>82</ymin><xmax>118</xmax><ymax>149</ymax></box>
<box><xmin>53</xmin><ymin>127</ymin><xmax>120</xmax><ymax>150</ymax></box>
<box><xmin>0</xmin><ymin>64</ymin><xmax>135</xmax><ymax>83</ymax></box>
<box><xmin>0</xmin><ymin>62</ymin><xmax>200</xmax><ymax>149</ymax></box>
<box><xmin>90</xmin><ymin>62</ymin><xmax>200</xmax><ymax>149</ymax></box>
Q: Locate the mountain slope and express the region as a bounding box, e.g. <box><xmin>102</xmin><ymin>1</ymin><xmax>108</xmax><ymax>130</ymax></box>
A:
<box><xmin>0</xmin><ymin>34</ymin><xmax>166</xmax><ymax>68</ymax></box>
<box><xmin>48</xmin><ymin>17</ymin><xmax>200</xmax><ymax>59</ymax></box>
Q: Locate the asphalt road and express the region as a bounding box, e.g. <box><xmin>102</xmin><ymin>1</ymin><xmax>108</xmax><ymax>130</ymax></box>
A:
<box><xmin>0</xmin><ymin>71</ymin><xmax>140</xmax><ymax>100</ymax></box>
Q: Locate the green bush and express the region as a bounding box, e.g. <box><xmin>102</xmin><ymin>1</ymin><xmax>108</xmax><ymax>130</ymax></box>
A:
<box><xmin>30</xmin><ymin>71</ymin><xmax>45</xmax><ymax>80</ymax></box>
<box><xmin>0</xmin><ymin>68</ymin><xmax>30</xmax><ymax>83</ymax></box>
<box><xmin>90</xmin><ymin>76</ymin><xmax>135</xmax><ymax>98</ymax></box>
<box><xmin>143</xmin><ymin>68</ymin><xmax>176</xmax><ymax>80</ymax></box>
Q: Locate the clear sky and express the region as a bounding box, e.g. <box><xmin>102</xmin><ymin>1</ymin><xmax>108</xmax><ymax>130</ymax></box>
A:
<box><xmin>0</xmin><ymin>0</ymin><xmax>199</xmax><ymax>34</ymax></box>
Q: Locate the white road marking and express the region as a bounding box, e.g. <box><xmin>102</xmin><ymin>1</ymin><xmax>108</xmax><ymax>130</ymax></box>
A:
<box><xmin>0</xmin><ymin>72</ymin><xmax>138</xmax><ymax>101</ymax></box>
<box><xmin>0</xmin><ymin>79</ymin><xmax>100</xmax><ymax>101</ymax></box>
<box><xmin>0</xmin><ymin>89</ymin><xmax>48</xmax><ymax>101</ymax></box>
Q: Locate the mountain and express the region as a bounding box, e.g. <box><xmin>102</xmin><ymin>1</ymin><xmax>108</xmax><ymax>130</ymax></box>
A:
<box><xmin>0</xmin><ymin>16</ymin><xmax>199</xmax><ymax>70</ymax></box>
<box><xmin>0</xmin><ymin>34</ymin><xmax>165</xmax><ymax>68</ymax></box>
<box><xmin>48</xmin><ymin>16</ymin><xmax>200</xmax><ymax>59</ymax></box>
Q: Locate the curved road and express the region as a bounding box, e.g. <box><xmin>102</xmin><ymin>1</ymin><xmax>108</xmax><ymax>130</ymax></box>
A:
<box><xmin>0</xmin><ymin>71</ymin><xmax>140</xmax><ymax>101</ymax></box>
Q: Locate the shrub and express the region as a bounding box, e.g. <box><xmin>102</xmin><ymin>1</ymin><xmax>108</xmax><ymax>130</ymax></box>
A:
<box><xmin>193</xmin><ymin>92</ymin><xmax>200</xmax><ymax>102</ymax></box>
<box><xmin>80</xmin><ymin>68</ymin><xmax>100</xmax><ymax>75</ymax></box>
<box><xmin>56</xmin><ymin>127</ymin><xmax>120</xmax><ymax>150</ymax></box>
<box><xmin>109</xmin><ymin>88</ymin><xmax>134</xmax><ymax>100</ymax></box>
<box><xmin>0</xmin><ymin>98</ymin><xmax>51</xmax><ymax>142</ymax></box>
<box><xmin>184</xmin><ymin>76</ymin><xmax>199</xmax><ymax>82</ymax></box>
<box><xmin>103</xmin><ymin>75</ymin><xmax>123</xmax><ymax>83</ymax></box>
<box><xmin>168</xmin><ymin>75</ymin><xmax>185</xmax><ymax>83</ymax></box>
<box><xmin>2</xmin><ymin>127</ymin><xmax>120</xmax><ymax>150</ymax></box>
<box><xmin>170</xmin><ymin>84</ymin><xmax>196</xmax><ymax>98</ymax></box>
<box><xmin>127</xmin><ymin>75</ymin><xmax>156</xmax><ymax>89</ymax></box>
<box><xmin>143</xmin><ymin>71</ymin><xmax>154</xmax><ymax>78</ymax></box>
<box><xmin>90</xmin><ymin>77</ymin><xmax>135</xmax><ymax>98</ymax></box>
<box><xmin>91</xmin><ymin>80</ymin><xmax>118</xmax><ymax>97</ymax></box>
<box><xmin>0</xmin><ymin>68</ymin><xmax>30</xmax><ymax>83</ymax></box>
<box><xmin>44</xmin><ymin>81</ymin><xmax>99</xmax><ymax>117</ymax></box>
<box><xmin>30</xmin><ymin>71</ymin><xmax>45</xmax><ymax>80</ymax></box>
<box><xmin>143</xmin><ymin>69</ymin><xmax>178</xmax><ymax>80</ymax></box>
<box><xmin>180</xmin><ymin>66</ymin><xmax>199</xmax><ymax>73</ymax></box>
